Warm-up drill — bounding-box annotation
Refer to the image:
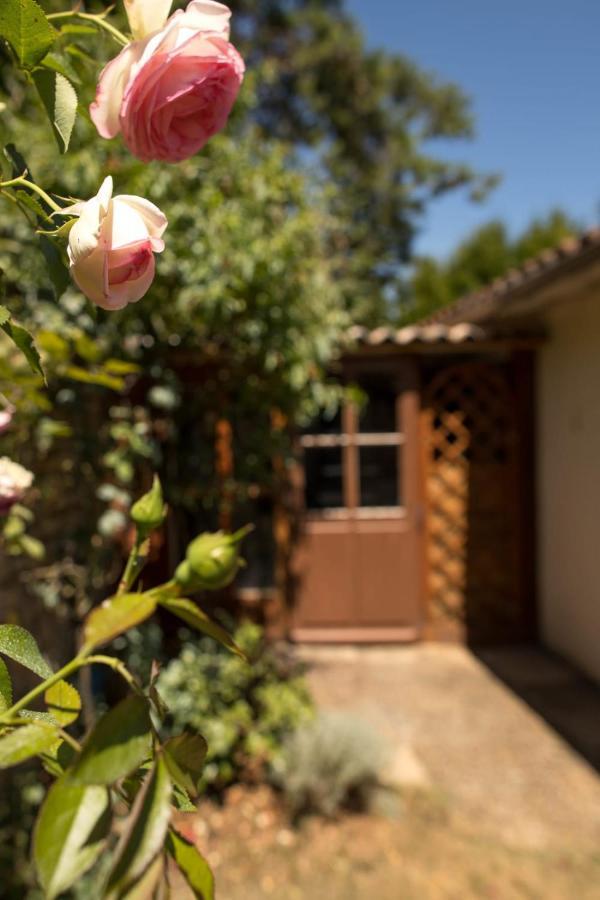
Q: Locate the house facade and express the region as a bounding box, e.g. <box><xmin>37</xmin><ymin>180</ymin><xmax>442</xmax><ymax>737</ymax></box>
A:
<box><xmin>268</xmin><ymin>230</ymin><xmax>600</xmax><ymax>683</ymax></box>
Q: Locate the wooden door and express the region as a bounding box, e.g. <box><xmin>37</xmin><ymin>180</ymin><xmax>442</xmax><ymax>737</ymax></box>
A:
<box><xmin>291</xmin><ymin>360</ymin><xmax>424</xmax><ymax>641</ymax></box>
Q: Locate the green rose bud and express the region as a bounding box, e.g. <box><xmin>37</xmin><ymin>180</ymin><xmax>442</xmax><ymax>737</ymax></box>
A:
<box><xmin>175</xmin><ymin>526</ymin><xmax>253</xmax><ymax>592</ymax></box>
<box><xmin>130</xmin><ymin>475</ymin><xmax>166</xmax><ymax>536</ymax></box>
<box><xmin>174</xmin><ymin>559</ymin><xmax>194</xmax><ymax>590</ymax></box>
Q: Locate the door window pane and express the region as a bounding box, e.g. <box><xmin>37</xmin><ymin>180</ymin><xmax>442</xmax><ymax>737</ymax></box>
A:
<box><xmin>305</xmin><ymin>447</ymin><xmax>344</xmax><ymax>510</ymax></box>
<box><xmin>358</xmin><ymin>377</ymin><xmax>399</xmax><ymax>433</ymax></box>
<box><xmin>303</xmin><ymin>408</ymin><xmax>342</xmax><ymax>436</ymax></box>
<box><xmin>359</xmin><ymin>446</ymin><xmax>401</xmax><ymax>507</ymax></box>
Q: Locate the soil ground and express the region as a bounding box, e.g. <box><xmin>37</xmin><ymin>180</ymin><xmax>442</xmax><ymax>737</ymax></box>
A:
<box><xmin>173</xmin><ymin>644</ymin><xmax>600</xmax><ymax>900</ymax></box>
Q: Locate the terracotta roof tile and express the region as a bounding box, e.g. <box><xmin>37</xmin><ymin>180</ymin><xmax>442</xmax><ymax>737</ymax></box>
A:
<box><xmin>421</xmin><ymin>227</ymin><xmax>600</xmax><ymax>326</ymax></box>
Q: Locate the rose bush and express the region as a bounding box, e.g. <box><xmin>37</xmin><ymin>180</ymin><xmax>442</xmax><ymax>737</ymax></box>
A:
<box><xmin>66</xmin><ymin>176</ymin><xmax>168</xmax><ymax>310</ymax></box>
<box><xmin>91</xmin><ymin>0</ymin><xmax>245</xmax><ymax>163</ymax></box>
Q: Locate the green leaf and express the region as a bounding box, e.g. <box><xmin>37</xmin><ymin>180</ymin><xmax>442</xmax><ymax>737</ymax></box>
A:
<box><xmin>167</xmin><ymin>828</ymin><xmax>214</xmax><ymax>900</ymax></box>
<box><xmin>14</xmin><ymin>188</ymin><xmax>49</xmax><ymax>221</ymax></box>
<box><xmin>0</xmin><ymin>658</ymin><xmax>13</xmax><ymax>713</ymax></box>
<box><xmin>58</xmin><ymin>23</ymin><xmax>97</xmax><ymax>37</ymax></box>
<box><xmin>105</xmin><ymin>756</ymin><xmax>172</xmax><ymax>897</ymax></box>
<box><xmin>33</xmin><ymin>68</ymin><xmax>78</xmax><ymax>153</ymax></box>
<box><xmin>70</xmin><ymin>695</ymin><xmax>152</xmax><ymax>786</ymax></box>
<box><xmin>164</xmin><ymin>732</ymin><xmax>207</xmax><ymax>799</ymax></box>
<box><xmin>158</xmin><ymin>597</ymin><xmax>246</xmax><ymax>660</ymax></box>
<box><xmin>40</xmin><ymin>739</ymin><xmax>75</xmax><ymax>777</ymax></box>
<box><xmin>0</xmin><ymin>624</ymin><xmax>52</xmax><ymax>679</ymax></box>
<box><xmin>44</xmin><ymin>679</ymin><xmax>81</xmax><ymax>726</ymax></box>
<box><xmin>41</xmin><ymin>50</ymin><xmax>81</xmax><ymax>85</ymax></box>
<box><xmin>3</xmin><ymin>142</ymin><xmax>29</xmax><ymax>179</ymax></box>
<box><xmin>0</xmin><ymin>0</ymin><xmax>55</xmax><ymax>69</ymax></box>
<box><xmin>34</xmin><ymin>774</ymin><xmax>110</xmax><ymax>900</ymax></box>
<box><xmin>172</xmin><ymin>783</ymin><xmax>196</xmax><ymax>812</ymax></box>
<box><xmin>39</xmin><ymin>233</ymin><xmax>71</xmax><ymax>299</ymax></box>
<box><xmin>83</xmin><ymin>593</ymin><xmax>158</xmax><ymax>651</ymax></box>
<box><xmin>0</xmin><ymin>305</ymin><xmax>10</xmax><ymax>327</ymax></box>
<box><xmin>120</xmin><ymin>854</ymin><xmax>165</xmax><ymax>900</ymax></box>
<box><xmin>18</xmin><ymin>534</ymin><xmax>46</xmax><ymax>560</ymax></box>
<box><xmin>64</xmin><ymin>365</ymin><xmax>125</xmax><ymax>392</ymax></box>
<box><xmin>103</xmin><ymin>359</ymin><xmax>141</xmax><ymax>376</ymax></box>
<box><xmin>0</xmin><ymin>316</ymin><xmax>45</xmax><ymax>381</ymax></box>
<box><xmin>0</xmin><ymin>722</ymin><xmax>58</xmax><ymax>768</ymax></box>
<box><xmin>18</xmin><ymin>709</ymin><xmax>59</xmax><ymax>725</ymax></box>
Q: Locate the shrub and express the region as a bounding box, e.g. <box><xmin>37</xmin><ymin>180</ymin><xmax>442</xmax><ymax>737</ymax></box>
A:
<box><xmin>274</xmin><ymin>712</ymin><xmax>388</xmax><ymax>819</ymax></box>
<box><xmin>156</xmin><ymin>621</ymin><xmax>314</xmax><ymax>791</ymax></box>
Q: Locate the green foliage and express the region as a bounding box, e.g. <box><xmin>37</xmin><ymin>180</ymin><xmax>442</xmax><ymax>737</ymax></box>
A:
<box><xmin>167</xmin><ymin>827</ymin><xmax>215</xmax><ymax>900</ymax></box>
<box><xmin>33</xmin><ymin>777</ymin><xmax>110</xmax><ymax>900</ymax></box>
<box><xmin>407</xmin><ymin>209</ymin><xmax>579</xmax><ymax>322</ymax></box>
<box><xmin>0</xmin><ymin>623</ymin><xmax>52</xmax><ymax>679</ymax></box>
<box><xmin>156</xmin><ymin>621</ymin><xmax>314</xmax><ymax>790</ymax></box>
<box><xmin>0</xmin><ymin>658</ymin><xmax>13</xmax><ymax>711</ymax></box>
<box><xmin>157</xmin><ymin>596</ymin><xmax>247</xmax><ymax>660</ymax></box>
<box><xmin>164</xmin><ymin>732</ymin><xmax>208</xmax><ymax>799</ymax></box>
<box><xmin>32</xmin><ymin>68</ymin><xmax>78</xmax><ymax>153</ymax></box>
<box><xmin>274</xmin><ymin>712</ymin><xmax>387</xmax><ymax>819</ymax></box>
<box><xmin>0</xmin><ymin>0</ymin><xmax>55</xmax><ymax>69</ymax></box>
<box><xmin>105</xmin><ymin>757</ymin><xmax>172</xmax><ymax>897</ymax></box>
<box><xmin>82</xmin><ymin>592</ymin><xmax>158</xmax><ymax>651</ymax></box>
<box><xmin>0</xmin><ymin>722</ymin><xmax>58</xmax><ymax>768</ymax></box>
<box><xmin>70</xmin><ymin>694</ymin><xmax>152</xmax><ymax>787</ymax></box>
<box><xmin>43</xmin><ymin>678</ymin><xmax>80</xmax><ymax>726</ymax></box>
<box><xmin>0</xmin><ymin>304</ymin><xmax>45</xmax><ymax>381</ymax></box>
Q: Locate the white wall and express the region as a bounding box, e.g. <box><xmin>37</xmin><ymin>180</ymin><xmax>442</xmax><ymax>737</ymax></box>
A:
<box><xmin>537</xmin><ymin>292</ymin><xmax>600</xmax><ymax>681</ymax></box>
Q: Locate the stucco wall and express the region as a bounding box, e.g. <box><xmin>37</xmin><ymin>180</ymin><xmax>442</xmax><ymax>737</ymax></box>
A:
<box><xmin>537</xmin><ymin>292</ymin><xmax>600</xmax><ymax>681</ymax></box>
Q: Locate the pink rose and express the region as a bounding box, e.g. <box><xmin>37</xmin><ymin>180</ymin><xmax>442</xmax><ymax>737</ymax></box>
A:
<box><xmin>90</xmin><ymin>0</ymin><xmax>245</xmax><ymax>163</ymax></box>
<box><xmin>65</xmin><ymin>176</ymin><xmax>168</xmax><ymax>311</ymax></box>
<box><xmin>0</xmin><ymin>407</ymin><xmax>14</xmax><ymax>435</ymax></box>
<box><xmin>0</xmin><ymin>457</ymin><xmax>33</xmax><ymax>516</ymax></box>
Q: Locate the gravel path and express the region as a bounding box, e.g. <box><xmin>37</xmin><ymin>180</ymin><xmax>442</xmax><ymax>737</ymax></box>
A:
<box><xmin>301</xmin><ymin>643</ymin><xmax>600</xmax><ymax>851</ymax></box>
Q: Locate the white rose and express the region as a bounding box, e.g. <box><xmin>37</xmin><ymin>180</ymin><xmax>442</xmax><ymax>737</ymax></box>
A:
<box><xmin>0</xmin><ymin>457</ymin><xmax>33</xmax><ymax>515</ymax></box>
<box><xmin>66</xmin><ymin>176</ymin><xmax>168</xmax><ymax>311</ymax></box>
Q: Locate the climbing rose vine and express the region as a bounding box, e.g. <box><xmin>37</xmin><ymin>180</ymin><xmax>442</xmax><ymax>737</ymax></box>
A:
<box><xmin>0</xmin><ymin>1</ymin><xmax>247</xmax><ymax>897</ymax></box>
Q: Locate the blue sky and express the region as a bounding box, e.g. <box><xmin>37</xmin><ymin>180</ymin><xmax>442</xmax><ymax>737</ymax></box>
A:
<box><xmin>346</xmin><ymin>0</ymin><xmax>600</xmax><ymax>258</ymax></box>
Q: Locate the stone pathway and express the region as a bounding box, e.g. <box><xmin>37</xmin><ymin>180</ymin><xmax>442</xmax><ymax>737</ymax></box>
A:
<box><xmin>300</xmin><ymin>643</ymin><xmax>600</xmax><ymax>851</ymax></box>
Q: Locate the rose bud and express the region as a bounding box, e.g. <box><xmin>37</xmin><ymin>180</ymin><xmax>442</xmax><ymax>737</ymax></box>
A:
<box><xmin>0</xmin><ymin>457</ymin><xmax>33</xmax><ymax>516</ymax></box>
<box><xmin>131</xmin><ymin>475</ymin><xmax>166</xmax><ymax>537</ymax></box>
<box><xmin>175</xmin><ymin>526</ymin><xmax>252</xmax><ymax>592</ymax></box>
<box><xmin>90</xmin><ymin>1</ymin><xmax>245</xmax><ymax>163</ymax></box>
<box><xmin>65</xmin><ymin>176</ymin><xmax>167</xmax><ymax>310</ymax></box>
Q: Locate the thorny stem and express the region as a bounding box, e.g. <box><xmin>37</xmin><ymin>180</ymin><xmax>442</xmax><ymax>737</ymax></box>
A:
<box><xmin>0</xmin><ymin>652</ymin><xmax>87</xmax><ymax>722</ymax></box>
<box><xmin>46</xmin><ymin>10</ymin><xmax>129</xmax><ymax>47</ymax></box>
<box><xmin>58</xmin><ymin>728</ymin><xmax>82</xmax><ymax>753</ymax></box>
<box><xmin>85</xmin><ymin>655</ymin><xmax>141</xmax><ymax>693</ymax></box>
<box><xmin>0</xmin><ymin>649</ymin><xmax>140</xmax><ymax>725</ymax></box>
<box><xmin>118</xmin><ymin>537</ymin><xmax>150</xmax><ymax>595</ymax></box>
<box><xmin>0</xmin><ymin>176</ymin><xmax>63</xmax><ymax>214</ymax></box>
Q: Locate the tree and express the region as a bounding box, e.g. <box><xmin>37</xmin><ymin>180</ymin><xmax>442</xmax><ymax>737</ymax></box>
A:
<box><xmin>406</xmin><ymin>209</ymin><xmax>579</xmax><ymax>323</ymax></box>
<box><xmin>228</xmin><ymin>0</ymin><xmax>495</xmax><ymax>321</ymax></box>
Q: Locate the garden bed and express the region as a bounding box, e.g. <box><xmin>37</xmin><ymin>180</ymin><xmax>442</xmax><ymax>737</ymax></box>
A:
<box><xmin>172</xmin><ymin>784</ymin><xmax>600</xmax><ymax>900</ymax></box>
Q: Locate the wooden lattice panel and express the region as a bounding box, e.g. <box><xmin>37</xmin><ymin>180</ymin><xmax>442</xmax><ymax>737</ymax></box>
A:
<box><xmin>424</xmin><ymin>363</ymin><xmax>517</xmax><ymax>642</ymax></box>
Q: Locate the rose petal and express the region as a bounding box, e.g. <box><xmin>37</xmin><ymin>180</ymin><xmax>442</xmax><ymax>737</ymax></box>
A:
<box><xmin>113</xmin><ymin>196</ymin><xmax>168</xmax><ymax>242</ymax></box>
<box><xmin>124</xmin><ymin>0</ymin><xmax>174</xmax><ymax>40</ymax></box>
<box><xmin>90</xmin><ymin>42</ymin><xmax>146</xmax><ymax>139</ymax></box>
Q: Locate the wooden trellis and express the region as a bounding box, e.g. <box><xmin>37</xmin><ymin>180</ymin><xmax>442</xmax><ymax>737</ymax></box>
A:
<box><xmin>423</xmin><ymin>362</ymin><xmax>520</xmax><ymax>643</ymax></box>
